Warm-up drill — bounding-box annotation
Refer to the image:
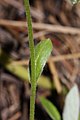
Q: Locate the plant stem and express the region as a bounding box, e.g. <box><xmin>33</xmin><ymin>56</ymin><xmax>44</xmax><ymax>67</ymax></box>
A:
<box><xmin>24</xmin><ymin>0</ymin><xmax>36</xmax><ymax>120</ymax></box>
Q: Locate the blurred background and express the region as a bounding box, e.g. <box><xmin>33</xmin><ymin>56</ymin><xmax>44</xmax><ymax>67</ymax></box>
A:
<box><xmin>0</xmin><ymin>0</ymin><xmax>80</xmax><ymax>120</ymax></box>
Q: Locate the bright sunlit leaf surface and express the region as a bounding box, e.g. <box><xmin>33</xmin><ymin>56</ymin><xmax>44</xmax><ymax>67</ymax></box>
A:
<box><xmin>63</xmin><ymin>84</ymin><xmax>79</xmax><ymax>120</ymax></box>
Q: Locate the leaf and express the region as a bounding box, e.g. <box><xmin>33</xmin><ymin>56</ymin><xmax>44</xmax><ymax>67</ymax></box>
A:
<box><xmin>63</xmin><ymin>84</ymin><xmax>79</xmax><ymax>120</ymax></box>
<box><xmin>5</xmin><ymin>62</ymin><xmax>52</xmax><ymax>89</ymax></box>
<box><xmin>35</xmin><ymin>39</ymin><xmax>52</xmax><ymax>81</ymax></box>
<box><xmin>40</xmin><ymin>97</ymin><xmax>61</xmax><ymax>120</ymax></box>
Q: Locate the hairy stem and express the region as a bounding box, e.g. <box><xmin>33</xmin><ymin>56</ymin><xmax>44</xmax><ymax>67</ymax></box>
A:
<box><xmin>24</xmin><ymin>0</ymin><xmax>36</xmax><ymax>120</ymax></box>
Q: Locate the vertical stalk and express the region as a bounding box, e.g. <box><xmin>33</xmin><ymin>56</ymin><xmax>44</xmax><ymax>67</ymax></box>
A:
<box><xmin>24</xmin><ymin>0</ymin><xmax>36</xmax><ymax>120</ymax></box>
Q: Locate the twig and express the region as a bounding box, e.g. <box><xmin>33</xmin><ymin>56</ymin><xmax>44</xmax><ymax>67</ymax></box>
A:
<box><xmin>2</xmin><ymin>0</ymin><xmax>44</xmax><ymax>20</ymax></box>
<box><xmin>24</xmin><ymin>31</ymin><xmax>49</xmax><ymax>42</ymax></box>
<box><xmin>52</xmin><ymin>52</ymin><xmax>80</xmax><ymax>62</ymax></box>
<box><xmin>3</xmin><ymin>0</ymin><xmax>23</xmax><ymax>10</ymax></box>
<box><xmin>0</xmin><ymin>19</ymin><xmax>80</xmax><ymax>34</ymax></box>
<box><xmin>13</xmin><ymin>59</ymin><xmax>29</xmax><ymax>65</ymax></box>
<box><xmin>48</xmin><ymin>58</ymin><xmax>62</xmax><ymax>93</ymax></box>
<box><xmin>8</xmin><ymin>112</ymin><xmax>21</xmax><ymax>120</ymax></box>
<box><xmin>13</xmin><ymin>52</ymin><xmax>80</xmax><ymax>65</ymax></box>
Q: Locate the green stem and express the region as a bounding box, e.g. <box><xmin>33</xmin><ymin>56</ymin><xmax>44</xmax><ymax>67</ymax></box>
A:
<box><xmin>24</xmin><ymin>0</ymin><xmax>36</xmax><ymax>120</ymax></box>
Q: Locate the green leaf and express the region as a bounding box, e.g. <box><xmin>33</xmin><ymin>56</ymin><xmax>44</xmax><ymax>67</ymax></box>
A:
<box><xmin>0</xmin><ymin>50</ymin><xmax>52</xmax><ymax>89</ymax></box>
<box><xmin>35</xmin><ymin>39</ymin><xmax>52</xmax><ymax>81</ymax></box>
<box><xmin>40</xmin><ymin>97</ymin><xmax>61</xmax><ymax>120</ymax></box>
<box><xmin>5</xmin><ymin>62</ymin><xmax>52</xmax><ymax>89</ymax></box>
<box><xmin>63</xmin><ymin>84</ymin><xmax>79</xmax><ymax>120</ymax></box>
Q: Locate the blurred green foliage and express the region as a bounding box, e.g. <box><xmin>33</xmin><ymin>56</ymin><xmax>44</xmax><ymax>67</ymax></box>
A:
<box><xmin>70</xmin><ymin>0</ymin><xmax>80</xmax><ymax>4</ymax></box>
